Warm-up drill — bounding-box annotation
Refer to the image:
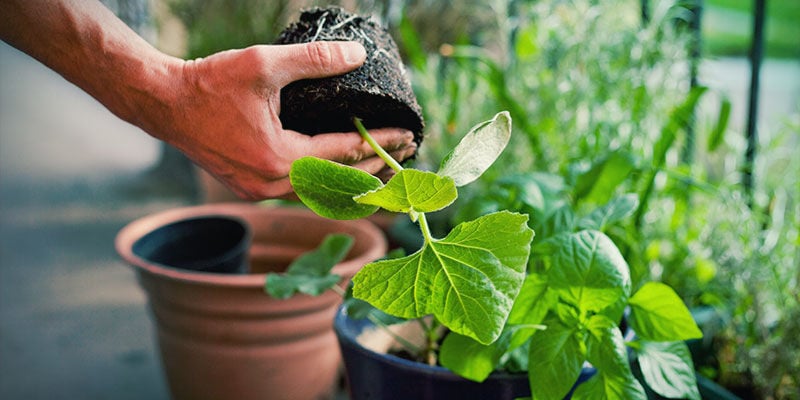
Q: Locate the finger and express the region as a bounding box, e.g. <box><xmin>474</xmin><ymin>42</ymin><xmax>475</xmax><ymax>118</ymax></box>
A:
<box><xmin>233</xmin><ymin>178</ymin><xmax>294</xmax><ymax>202</ymax></box>
<box><xmin>374</xmin><ymin>166</ymin><xmax>396</xmax><ymax>183</ymax></box>
<box><xmin>350</xmin><ymin>155</ymin><xmax>392</xmax><ymax>175</ymax></box>
<box><xmin>267</xmin><ymin>41</ymin><xmax>366</xmax><ymax>88</ymax></box>
<box><xmin>389</xmin><ymin>146</ymin><xmax>419</xmax><ymax>164</ymax></box>
<box><xmin>302</xmin><ymin>128</ymin><xmax>416</xmax><ymax>164</ymax></box>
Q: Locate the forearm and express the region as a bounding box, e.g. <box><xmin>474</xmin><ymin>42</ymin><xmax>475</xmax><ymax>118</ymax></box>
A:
<box><xmin>0</xmin><ymin>0</ymin><xmax>183</xmax><ymax>137</ymax></box>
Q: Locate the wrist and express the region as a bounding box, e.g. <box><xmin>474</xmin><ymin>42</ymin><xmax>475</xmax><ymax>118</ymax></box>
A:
<box><xmin>113</xmin><ymin>51</ymin><xmax>186</xmax><ymax>141</ymax></box>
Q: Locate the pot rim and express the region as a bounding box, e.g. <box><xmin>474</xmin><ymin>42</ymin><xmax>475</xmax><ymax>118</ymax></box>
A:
<box><xmin>116</xmin><ymin>203</ymin><xmax>387</xmax><ymax>287</ymax></box>
<box><xmin>333</xmin><ymin>306</ymin><xmax>529</xmax><ymax>381</ymax></box>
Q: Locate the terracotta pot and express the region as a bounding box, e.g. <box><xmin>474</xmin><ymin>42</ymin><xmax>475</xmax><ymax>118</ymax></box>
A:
<box><xmin>116</xmin><ymin>204</ymin><xmax>387</xmax><ymax>400</ymax></box>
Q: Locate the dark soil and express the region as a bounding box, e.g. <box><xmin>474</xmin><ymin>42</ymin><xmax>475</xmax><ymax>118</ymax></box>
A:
<box><xmin>275</xmin><ymin>7</ymin><xmax>424</xmax><ymax>145</ymax></box>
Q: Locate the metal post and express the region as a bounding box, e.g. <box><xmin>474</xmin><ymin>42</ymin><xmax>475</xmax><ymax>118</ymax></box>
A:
<box><xmin>744</xmin><ymin>0</ymin><xmax>766</xmax><ymax>206</ymax></box>
<box><xmin>641</xmin><ymin>0</ymin><xmax>650</xmax><ymax>24</ymax></box>
<box><xmin>684</xmin><ymin>1</ymin><xmax>703</xmax><ymax>165</ymax></box>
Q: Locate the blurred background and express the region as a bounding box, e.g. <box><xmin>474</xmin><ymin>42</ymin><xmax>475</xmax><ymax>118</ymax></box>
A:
<box><xmin>1</xmin><ymin>0</ymin><xmax>797</xmax><ymax>399</ymax></box>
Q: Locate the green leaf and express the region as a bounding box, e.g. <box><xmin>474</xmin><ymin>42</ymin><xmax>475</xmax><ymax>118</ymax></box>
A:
<box><xmin>438</xmin><ymin>111</ymin><xmax>512</xmax><ymax>186</ymax></box>
<box><xmin>540</xmin><ymin>231</ymin><xmax>631</xmax><ymax>313</ymax></box>
<box><xmin>578</xmin><ymin>194</ymin><xmax>639</xmax><ymax>232</ymax></box>
<box><xmin>441</xmin><ymin>324</ymin><xmax>542</xmax><ymax>382</ymax></box>
<box><xmin>352</xmin><ymin>211</ymin><xmax>534</xmax><ymax>344</ymax></box>
<box><xmin>585</xmin><ymin>315</ymin><xmax>631</xmax><ymax>377</ymax></box>
<box><xmin>571</xmin><ymin>372</ymin><xmax>646</xmax><ymax>400</ymax></box>
<box><xmin>579</xmin><ymin>315</ymin><xmax>646</xmax><ymax>399</ymax></box>
<box><xmin>707</xmin><ymin>97</ymin><xmax>731</xmax><ymax>152</ymax></box>
<box><xmin>515</xmin><ymin>23</ymin><xmax>539</xmax><ymax>60</ymax></box>
<box><xmin>635</xmin><ymin>86</ymin><xmax>708</xmax><ymax>227</ymax></box>
<box><xmin>539</xmin><ymin>204</ymin><xmax>576</xmax><ymax>239</ymax></box>
<box><xmin>354</xmin><ymin>169</ymin><xmax>457</xmax><ymax>214</ymax></box>
<box><xmin>528</xmin><ymin>317</ymin><xmax>586</xmax><ymax>400</ymax></box>
<box><xmin>440</xmin><ymin>332</ymin><xmax>502</xmax><ymax>382</ymax></box>
<box><xmin>265</xmin><ymin>234</ymin><xmax>353</xmax><ymax>299</ymax></box>
<box><xmin>628</xmin><ymin>282</ymin><xmax>703</xmax><ymax>341</ymax></box>
<box><xmin>574</xmin><ymin>151</ymin><xmax>636</xmax><ymax>206</ymax></box>
<box><xmin>508</xmin><ymin>273</ymin><xmax>557</xmax><ymax>325</ymax></box>
<box><xmin>636</xmin><ymin>341</ymin><xmax>700</xmax><ymax>400</ymax></box>
<box><xmin>290</xmin><ymin>157</ymin><xmax>382</xmax><ymax>220</ymax></box>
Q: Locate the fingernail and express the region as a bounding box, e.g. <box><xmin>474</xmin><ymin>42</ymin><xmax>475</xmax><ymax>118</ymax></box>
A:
<box><xmin>342</xmin><ymin>42</ymin><xmax>367</xmax><ymax>65</ymax></box>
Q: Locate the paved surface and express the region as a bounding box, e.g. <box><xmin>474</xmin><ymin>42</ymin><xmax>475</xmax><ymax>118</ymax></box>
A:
<box><xmin>0</xmin><ymin>41</ymin><xmax>186</xmax><ymax>400</ymax></box>
<box><xmin>0</xmin><ymin>37</ymin><xmax>797</xmax><ymax>400</ymax></box>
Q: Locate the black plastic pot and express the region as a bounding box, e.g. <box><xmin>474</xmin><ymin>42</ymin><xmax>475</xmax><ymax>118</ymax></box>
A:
<box><xmin>131</xmin><ymin>215</ymin><xmax>250</xmax><ymax>274</ymax></box>
<box><xmin>334</xmin><ymin>307</ymin><xmax>595</xmax><ymax>400</ymax></box>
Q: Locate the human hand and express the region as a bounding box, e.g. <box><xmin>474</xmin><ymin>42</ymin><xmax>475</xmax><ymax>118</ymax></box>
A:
<box><xmin>147</xmin><ymin>41</ymin><xmax>417</xmax><ymax>201</ymax></box>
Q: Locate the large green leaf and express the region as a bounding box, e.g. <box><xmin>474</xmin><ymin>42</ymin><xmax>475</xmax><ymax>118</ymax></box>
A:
<box><xmin>628</xmin><ymin>282</ymin><xmax>703</xmax><ymax>341</ymax></box>
<box><xmin>352</xmin><ymin>211</ymin><xmax>534</xmax><ymax>344</ymax></box>
<box><xmin>636</xmin><ymin>341</ymin><xmax>700</xmax><ymax>400</ymax></box>
<box><xmin>584</xmin><ymin>315</ymin><xmax>631</xmax><ymax>377</ymax></box>
<box><xmin>528</xmin><ymin>317</ymin><xmax>586</xmax><ymax>400</ymax></box>
<box><xmin>438</xmin><ymin>111</ymin><xmax>512</xmax><ymax>186</ymax></box>
<box><xmin>540</xmin><ymin>230</ymin><xmax>631</xmax><ymax>313</ymax></box>
<box><xmin>290</xmin><ymin>156</ymin><xmax>382</xmax><ymax>220</ymax></box>
<box><xmin>579</xmin><ymin>315</ymin><xmax>646</xmax><ymax>399</ymax></box>
<box><xmin>264</xmin><ymin>234</ymin><xmax>353</xmax><ymax>299</ymax></box>
<box><xmin>354</xmin><ymin>169</ymin><xmax>457</xmax><ymax>214</ymax></box>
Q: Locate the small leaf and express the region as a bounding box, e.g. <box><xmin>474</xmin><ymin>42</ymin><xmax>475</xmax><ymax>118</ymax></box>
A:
<box><xmin>541</xmin><ymin>231</ymin><xmax>631</xmax><ymax>313</ymax></box>
<box><xmin>290</xmin><ymin>156</ymin><xmax>382</xmax><ymax>220</ymax></box>
<box><xmin>707</xmin><ymin>97</ymin><xmax>731</xmax><ymax>152</ymax></box>
<box><xmin>354</xmin><ymin>169</ymin><xmax>457</xmax><ymax>214</ymax></box>
<box><xmin>352</xmin><ymin>211</ymin><xmax>534</xmax><ymax>344</ymax></box>
<box><xmin>578</xmin><ymin>194</ymin><xmax>639</xmax><ymax>232</ymax></box>
<box><xmin>515</xmin><ymin>23</ymin><xmax>538</xmax><ymax>60</ymax></box>
<box><xmin>539</xmin><ymin>204</ymin><xmax>576</xmax><ymax>239</ymax></box>
<box><xmin>636</xmin><ymin>341</ymin><xmax>700</xmax><ymax>400</ymax></box>
<box><xmin>574</xmin><ymin>151</ymin><xmax>636</xmax><ymax>206</ymax></box>
<box><xmin>264</xmin><ymin>234</ymin><xmax>353</xmax><ymax>299</ymax></box>
<box><xmin>629</xmin><ymin>282</ymin><xmax>703</xmax><ymax>341</ymax></box>
<box><xmin>438</xmin><ymin>111</ymin><xmax>512</xmax><ymax>186</ymax></box>
<box><xmin>528</xmin><ymin>317</ymin><xmax>586</xmax><ymax>400</ymax></box>
<box><xmin>441</xmin><ymin>325</ymin><xmax>542</xmax><ymax>382</ymax></box>
<box><xmin>440</xmin><ymin>332</ymin><xmax>506</xmax><ymax>382</ymax></box>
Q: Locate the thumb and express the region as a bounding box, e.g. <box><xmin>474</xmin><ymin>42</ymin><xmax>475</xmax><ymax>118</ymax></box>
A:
<box><xmin>270</xmin><ymin>41</ymin><xmax>366</xmax><ymax>87</ymax></box>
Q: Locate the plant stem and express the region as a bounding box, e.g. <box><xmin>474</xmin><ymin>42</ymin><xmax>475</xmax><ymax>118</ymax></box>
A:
<box><xmin>353</xmin><ymin>117</ymin><xmax>404</xmax><ymax>172</ymax></box>
<box><xmin>329</xmin><ymin>283</ymin><xmax>423</xmax><ymax>356</ymax></box>
<box><xmin>417</xmin><ymin>212</ymin><xmax>435</xmax><ymax>242</ymax></box>
<box><xmin>330</xmin><ymin>284</ymin><xmax>347</xmax><ymax>297</ymax></box>
<box><xmin>366</xmin><ymin>313</ymin><xmax>423</xmax><ymax>356</ymax></box>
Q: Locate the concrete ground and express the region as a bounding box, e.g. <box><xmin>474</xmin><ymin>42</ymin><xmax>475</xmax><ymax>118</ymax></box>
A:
<box><xmin>0</xmin><ymin>37</ymin><xmax>797</xmax><ymax>400</ymax></box>
<box><xmin>0</xmin><ymin>41</ymin><xmax>190</xmax><ymax>400</ymax></box>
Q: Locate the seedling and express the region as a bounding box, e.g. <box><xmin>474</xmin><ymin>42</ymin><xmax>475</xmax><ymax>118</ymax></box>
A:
<box><xmin>269</xmin><ymin>112</ymin><xmax>703</xmax><ymax>400</ymax></box>
<box><xmin>288</xmin><ymin>111</ymin><xmax>532</xmax><ymax>347</ymax></box>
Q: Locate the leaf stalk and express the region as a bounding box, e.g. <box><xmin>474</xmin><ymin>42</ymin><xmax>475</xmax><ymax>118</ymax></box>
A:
<box><xmin>353</xmin><ymin>117</ymin><xmax>404</xmax><ymax>172</ymax></box>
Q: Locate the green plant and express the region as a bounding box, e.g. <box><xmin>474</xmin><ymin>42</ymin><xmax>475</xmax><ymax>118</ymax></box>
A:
<box><xmin>452</xmin><ymin>170</ymin><xmax>706</xmax><ymax>400</ymax></box>
<box><xmin>290</xmin><ymin>111</ymin><xmax>533</xmax><ymax>345</ymax></box>
<box><xmin>277</xmin><ymin>112</ymin><xmax>703</xmax><ymax>400</ymax></box>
